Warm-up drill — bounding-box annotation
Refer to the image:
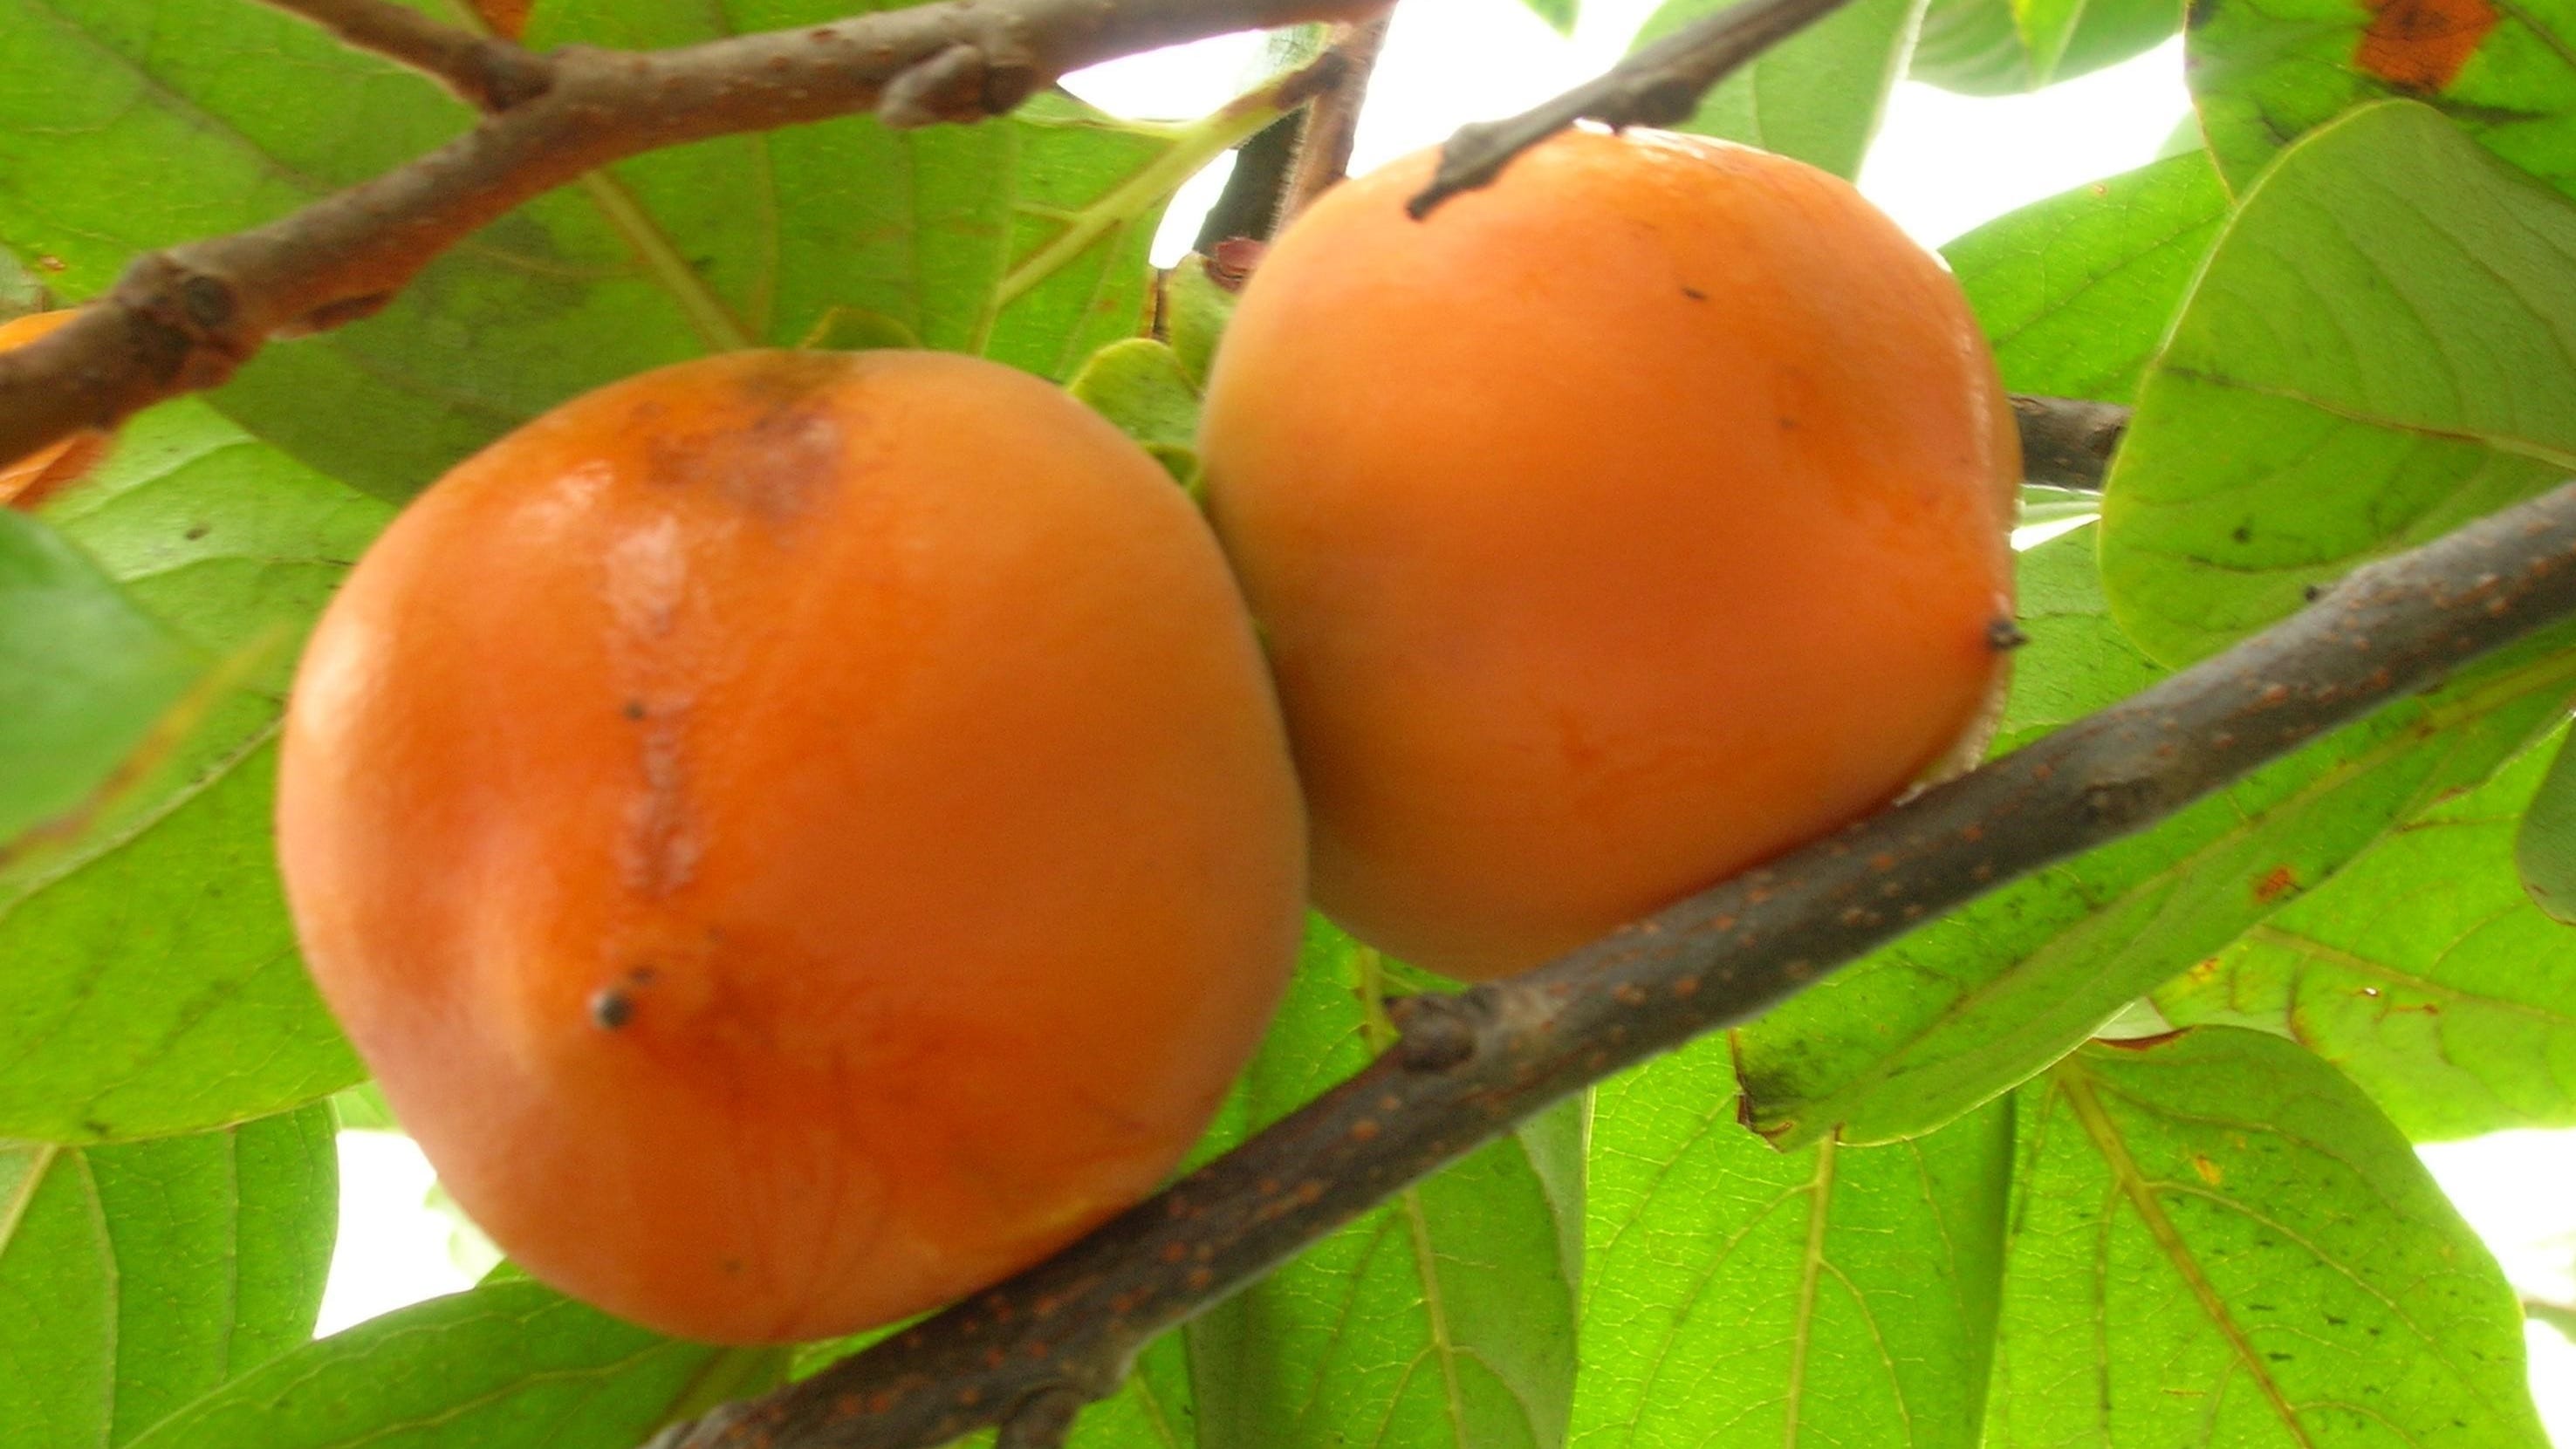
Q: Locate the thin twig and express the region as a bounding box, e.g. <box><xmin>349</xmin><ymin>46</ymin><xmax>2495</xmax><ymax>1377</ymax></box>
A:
<box><xmin>1279</xmin><ymin>11</ymin><xmax>1394</xmax><ymax>222</ymax></box>
<box><xmin>649</xmin><ymin>479</ymin><xmax>2576</xmax><ymax>1449</ymax></box>
<box><xmin>250</xmin><ymin>0</ymin><xmax>552</xmax><ymax>110</ymax></box>
<box><xmin>0</xmin><ymin>0</ymin><xmax>1385</xmax><ymax>472</ymax></box>
<box><xmin>1408</xmin><ymin>0</ymin><xmax>1860</xmax><ymax>216</ymax></box>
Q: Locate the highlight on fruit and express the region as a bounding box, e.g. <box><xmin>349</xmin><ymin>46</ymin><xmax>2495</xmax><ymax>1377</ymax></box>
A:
<box><xmin>1197</xmin><ymin>127</ymin><xmax>2019</xmax><ymax>982</ymax></box>
<box><xmin>276</xmin><ymin>348</ymin><xmax>1307</xmax><ymax>1344</ymax></box>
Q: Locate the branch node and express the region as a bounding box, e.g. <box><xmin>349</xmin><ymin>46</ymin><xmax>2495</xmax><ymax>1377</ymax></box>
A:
<box><xmin>880</xmin><ymin>44</ymin><xmax>1018</xmax><ymax>127</ymax></box>
<box><xmin>2080</xmin><ymin>777</ymin><xmax>2162</xmax><ymax>825</ymax></box>
<box><xmin>1389</xmin><ymin>994</ymin><xmax>1481</xmax><ymax>1072</ymax></box>
<box><xmin>995</xmin><ymin>1384</ymin><xmax>1085</xmax><ymax>1449</ymax></box>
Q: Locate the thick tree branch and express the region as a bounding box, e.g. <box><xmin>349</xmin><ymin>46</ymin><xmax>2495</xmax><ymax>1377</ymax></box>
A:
<box><xmin>0</xmin><ymin>0</ymin><xmax>1386</xmax><ymax>473</ymax></box>
<box><xmin>252</xmin><ymin>0</ymin><xmax>553</xmax><ymax>110</ymax></box>
<box><xmin>645</xmin><ymin>475</ymin><xmax>2576</xmax><ymax>1449</ymax></box>
<box><xmin>1408</xmin><ymin>0</ymin><xmax>1857</xmax><ymax>215</ymax></box>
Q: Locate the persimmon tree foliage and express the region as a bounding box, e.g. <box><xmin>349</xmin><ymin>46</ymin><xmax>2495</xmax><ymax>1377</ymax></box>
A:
<box><xmin>4</xmin><ymin>0</ymin><xmax>2576</xmax><ymax>1446</ymax></box>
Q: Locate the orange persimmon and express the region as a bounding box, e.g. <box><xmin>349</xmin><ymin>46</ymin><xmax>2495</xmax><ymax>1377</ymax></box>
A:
<box><xmin>277</xmin><ymin>349</ymin><xmax>1305</xmax><ymax>1343</ymax></box>
<box><xmin>1198</xmin><ymin>130</ymin><xmax>2019</xmax><ymax>981</ymax></box>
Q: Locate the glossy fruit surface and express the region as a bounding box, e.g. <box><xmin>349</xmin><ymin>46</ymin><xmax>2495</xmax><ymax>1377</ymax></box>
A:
<box><xmin>1198</xmin><ymin>130</ymin><xmax>2018</xmax><ymax>981</ymax></box>
<box><xmin>278</xmin><ymin>349</ymin><xmax>1305</xmax><ymax>1343</ymax></box>
<box><xmin>0</xmin><ymin>309</ymin><xmax>110</xmax><ymax>508</ymax></box>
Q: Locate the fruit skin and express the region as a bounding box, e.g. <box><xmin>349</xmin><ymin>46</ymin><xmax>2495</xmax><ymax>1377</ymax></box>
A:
<box><xmin>0</xmin><ymin>310</ymin><xmax>111</xmax><ymax>509</ymax></box>
<box><xmin>277</xmin><ymin>349</ymin><xmax>1305</xmax><ymax>1343</ymax></box>
<box><xmin>1197</xmin><ymin>130</ymin><xmax>2018</xmax><ymax>982</ymax></box>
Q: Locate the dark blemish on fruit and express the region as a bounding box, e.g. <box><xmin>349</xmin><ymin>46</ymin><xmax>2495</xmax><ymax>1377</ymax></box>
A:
<box><xmin>1682</xmin><ymin>286</ymin><xmax>1707</xmax><ymax>301</ymax></box>
<box><xmin>623</xmin><ymin>699</ymin><xmax>647</xmax><ymax>721</ymax></box>
<box><xmin>590</xmin><ymin>987</ymin><xmax>635</xmax><ymax>1030</ymax></box>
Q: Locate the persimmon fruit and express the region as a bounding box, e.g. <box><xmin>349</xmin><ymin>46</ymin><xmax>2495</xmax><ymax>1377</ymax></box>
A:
<box><xmin>277</xmin><ymin>349</ymin><xmax>1305</xmax><ymax>1343</ymax></box>
<box><xmin>1197</xmin><ymin>130</ymin><xmax>2019</xmax><ymax>982</ymax></box>
<box><xmin>0</xmin><ymin>309</ymin><xmax>112</xmax><ymax>509</ymax></box>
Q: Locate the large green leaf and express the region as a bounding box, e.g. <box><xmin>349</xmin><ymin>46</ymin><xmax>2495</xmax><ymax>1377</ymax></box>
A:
<box><xmin>0</xmin><ymin>513</ymin><xmax>204</xmax><ymax>844</ymax></box>
<box><xmin>1629</xmin><ymin>0</ymin><xmax>1926</xmax><ymax>180</ymax></box>
<box><xmin>0</xmin><ymin>399</ymin><xmax>385</xmax><ymax>1143</ymax></box>
<box><xmin>2190</xmin><ymin>0</ymin><xmax>2576</xmax><ymax>200</ymax></box>
<box><xmin>2513</xmin><ymin>722</ymin><xmax>2576</xmax><ymax>922</ymax></box>
<box><xmin>1568</xmin><ymin>1034</ymin><xmax>2010</xmax><ymax>1449</ymax></box>
<box><xmin>1990</xmin><ymin>1029</ymin><xmax>2545</xmax><ymax>1447</ymax></box>
<box><xmin>118</xmin><ymin>1277</ymin><xmax>785</xmax><ymax>1449</ymax></box>
<box><xmin>2101</xmin><ymin>102</ymin><xmax>2576</xmax><ymax>665</ymax></box>
<box><xmin>1736</xmin><ymin>573</ymin><xmax>2576</xmax><ymax>1149</ymax></box>
<box><xmin>2159</xmin><ymin>736</ymin><xmax>2576</xmax><ymax>1140</ymax></box>
<box><xmin>0</xmin><ymin>0</ymin><xmax>1244</xmax><ymax>501</ymax></box>
<box><xmin>0</xmin><ymin>1102</ymin><xmax>338</xmax><ymax>1446</ymax></box>
<box><xmin>1910</xmin><ymin>0</ymin><xmax>2179</xmax><ymax>92</ymax></box>
<box><xmin>1186</xmin><ymin>919</ymin><xmax>1581</xmax><ymax>1449</ymax></box>
<box><xmin>1943</xmin><ymin>150</ymin><xmax>2230</xmax><ymax>406</ymax></box>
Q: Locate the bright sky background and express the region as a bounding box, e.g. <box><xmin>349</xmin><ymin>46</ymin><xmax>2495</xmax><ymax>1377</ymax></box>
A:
<box><xmin>319</xmin><ymin>5</ymin><xmax>2576</xmax><ymax>1439</ymax></box>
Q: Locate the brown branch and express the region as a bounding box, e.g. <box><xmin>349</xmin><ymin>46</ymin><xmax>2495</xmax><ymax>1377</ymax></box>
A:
<box><xmin>644</xmin><ymin>475</ymin><xmax>2576</xmax><ymax>1449</ymax></box>
<box><xmin>251</xmin><ymin>0</ymin><xmax>552</xmax><ymax>110</ymax></box>
<box><xmin>2016</xmin><ymin>394</ymin><xmax>2127</xmax><ymax>491</ymax></box>
<box><xmin>1192</xmin><ymin>113</ymin><xmax>1307</xmax><ymax>249</ymax></box>
<box><xmin>1408</xmin><ymin>0</ymin><xmax>1859</xmax><ymax>217</ymax></box>
<box><xmin>1278</xmin><ymin>11</ymin><xmax>1394</xmax><ymax>222</ymax></box>
<box><xmin>0</xmin><ymin>0</ymin><xmax>1386</xmax><ymax>473</ymax></box>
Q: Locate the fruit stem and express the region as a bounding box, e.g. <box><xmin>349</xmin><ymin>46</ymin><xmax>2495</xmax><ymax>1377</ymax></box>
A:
<box><xmin>983</xmin><ymin>50</ymin><xmax>1351</xmax><ymax>325</ymax></box>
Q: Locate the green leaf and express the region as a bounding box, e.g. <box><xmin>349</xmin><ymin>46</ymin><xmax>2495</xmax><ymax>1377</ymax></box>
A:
<box><xmin>1160</xmin><ymin>254</ymin><xmax>1243</xmax><ymax>390</ymax></box>
<box><xmin>1630</xmin><ymin>0</ymin><xmax>1926</xmax><ymax>179</ymax></box>
<box><xmin>1990</xmin><ymin>1029</ymin><xmax>2546</xmax><ymax>1447</ymax></box>
<box><xmin>1909</xmin><ymin>0</ymin><xmax>2180</xmax><ymax>93</ymax></box>
<box><xmin>1069</xmin><ymin>338</ymin><xmax>1202</xmax><ymax>455</ymax></box>
<box><xmin>0</xmin><ymin>243</ymin><xmax>42</xmax><ymax>318</ymax></box>
<box><xmin>0</xmin><ymin>398</ymin><xmax>386</xmax><ymax>1143</ymax></box>
<box><xmin>1520</xmin><ymin>0</ymin><xmax>1579</xmax><ymax>37</ymax></box>
<box><xmin>0</xmin><ymin>1</ymin><xmax>1251</xmax><ymax>501</ymax></box>
<box><xmin>2515</xmin><ymin>724</ymin><xmax>2576</xmax><ymax>922</ymax></box>
<box><xmin>330</xmin><ymin>1083</ymin><xmax>398</xmax><ymax>1133</ymax></box>
<box><xmin>2189</xmin><ymin>0</ymin><xmax>2576</xmax><ymax>201</ymax></box>
<box><xmin>122</xmin><ymin>1277</ymin><xmax>788</xmax><ymax>1449</ymax></box>
<box><xmin>2100</xmin><ymin>101</ymin><xmax>2576</xmax><ymax>666</ymax></box>
<box><xmin>1737</xmin><ymin>621</ymin><xmax>2576</xmax><ymax>1149</ymax></box>
<box><xmin>1569</xmin><ymin>1035</ymin><xmax>2010</xmax><ymax>1449</ymax></box>
<box><xmin>2159</xmin><ymin>735</ymin><xmax>2576</xmax><ymax>1139</ymax></box>
<box><xmin>1943</xmin><ymin>150</ymin><xmax>2230</xmax><ymax>406</ymax></box>
<box><xmin>1187</xmin><ymin>919</ymin><xmax>1580</xmax><ymax>1449</ymax></box>
<box><xmin>0</xmin><ymin>512</ymin><xmax>205</xmax><ymax>844</ymax></box>
<box><xmin>0</xmin><ymin>1102</ymin><xmax>338</xmax><ymax>1446</ymax></box>
<box><xmin>1990</xmin><ymin>523</ymin><xmax>2170</xmax><ymax>750</ymax></box>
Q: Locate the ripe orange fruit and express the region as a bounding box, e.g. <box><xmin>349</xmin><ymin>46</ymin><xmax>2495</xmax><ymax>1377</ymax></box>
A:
<box><xmin>0</xmin><ymin>309</ymin><xmax>112</xmax><ymax>509</ymax></box>
<box><xmin>277</xmin><ymin>350</ymin><xmax>1305</xmax><ymax>1343</ymax></box>
<box><xmin>1198</xmin><ymin>131</ymin><xmax>2018</xmax><ymax>982</ymax></box>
